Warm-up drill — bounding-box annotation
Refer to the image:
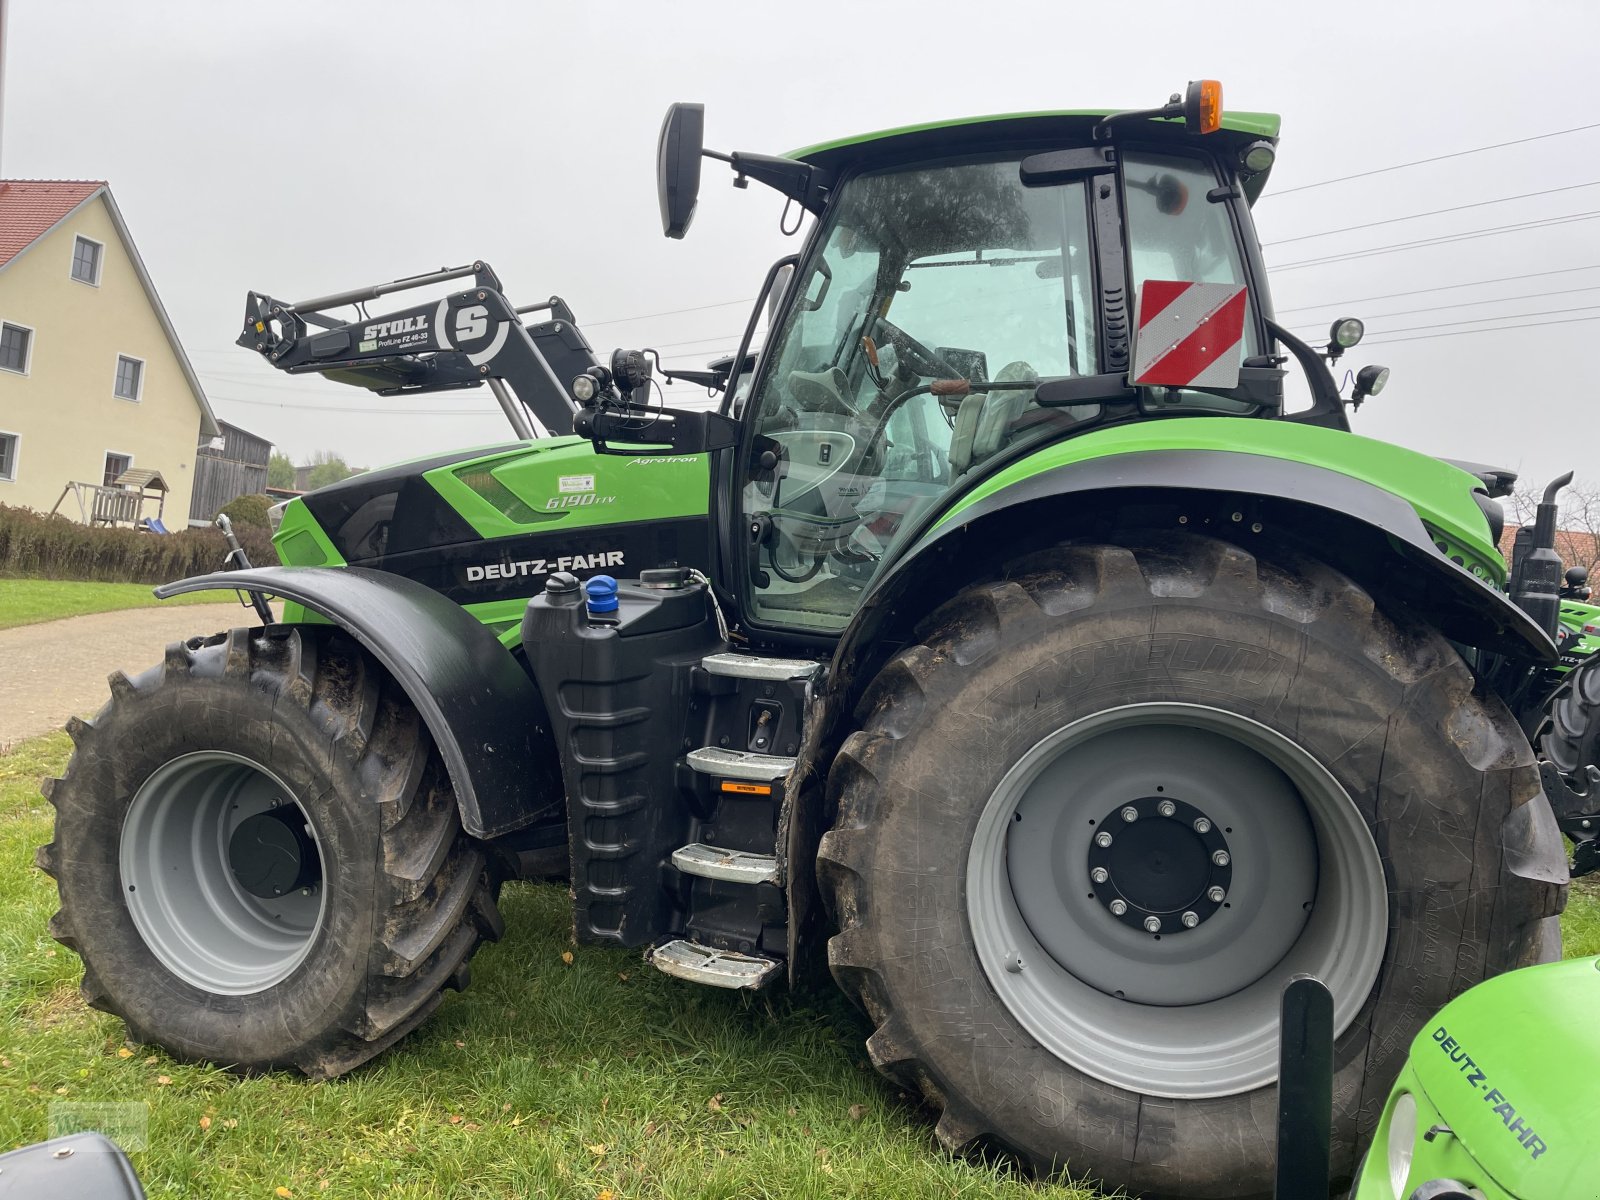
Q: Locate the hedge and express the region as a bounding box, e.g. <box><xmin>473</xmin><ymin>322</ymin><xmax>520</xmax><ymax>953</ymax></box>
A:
<box><xmin>217</xmin><ymin>493</ymin><xmax>275</xmax><ymax>531</ymax></box>
<box><xmin>0</xmin><ymin>504</ymin><xmax>278</xmax><ymax>584</ymax></box>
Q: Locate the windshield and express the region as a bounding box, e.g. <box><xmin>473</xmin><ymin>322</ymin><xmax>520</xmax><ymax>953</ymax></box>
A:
<box><xmin>738</xmin><ymin>147</ymin><xmax>1259</xmax><ymax>633</ymax></box>
<box><xmin>740</xmin><ymin>155</ymin><xmax>1097</xmax><ymax>631</ymax></box>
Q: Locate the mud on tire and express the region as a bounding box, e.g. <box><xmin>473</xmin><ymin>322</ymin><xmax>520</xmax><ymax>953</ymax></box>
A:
<box><xmin>816</xmin><ymin>535</ymin><xmax>1566</xmax><ymax>1199</ymax></box>
<box><xmin>36</xmin><ymin>625</ymin><xmax>502</xmax><ymax>1078</ymax></box>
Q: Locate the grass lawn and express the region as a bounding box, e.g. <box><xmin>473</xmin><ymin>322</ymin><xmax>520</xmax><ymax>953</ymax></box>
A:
<box><xmin>0</xmin><ymin>732</ymin><xmax>1089</xmax><ymax>1199</ymax></box>
<box><xmin>0</xmin><ymin>579</ymin><xmax>234</xmax><ymax>632</ymax></box>
<box><xmin>3</xmin><ymin>730</ymin><xmax>1595</xmax><ymax>1200</ymax></box>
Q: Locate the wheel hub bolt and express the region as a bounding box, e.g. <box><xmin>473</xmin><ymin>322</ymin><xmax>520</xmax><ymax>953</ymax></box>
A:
<box><xmin>1181</xmin><ymin>911</ymin><xmax>1200</xmax><ymax>928</ymax></box>
<box><xmin>1193</xmin><ymin>817</ymin><xmax>1212</xmax><ymax>834</ymax></box>
<box><xmin>1091</xmin><ymin>866</ymin><xmax>1109</xmax><ymax>884</ymax></box>
<box><xmin>1207</xmin><ymin>885</ymin><xmax>1226</xmax><ymax>903</ymax></box>
<box><xmin>1109</xmin><ymin>899</ymin><xmax>1128</xmax><ymax>916</ymax></box>
<box><xmin>1120</xmin><ymin>806</ymin><xmax>1139</xmax><ymax>823</ymax></box>
<box><xmin>1094</xmin><ymin>831</ymin><xmax>1114</xmax><ymax>848</ymax></box>
<box><xmin>1143</xmin><ymin>916</ymin><xmax>1162</xmax><ymax>933</ymax></box>
<box><xmin>1212</xmin><ymin>849</ymin><xmax>1230</xmax><ymax>867</ymax></box>
<box><xmin>1157</xmin><ymin>800</ymin><xmax>1176</xmax><ymax>817</ymax></box>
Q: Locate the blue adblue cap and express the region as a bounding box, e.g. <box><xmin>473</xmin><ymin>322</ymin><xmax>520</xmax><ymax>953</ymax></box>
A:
<box><xmin>584</xmin><ymin>574</ymin><xmax>620</xmax><ymax>615</ymax></box>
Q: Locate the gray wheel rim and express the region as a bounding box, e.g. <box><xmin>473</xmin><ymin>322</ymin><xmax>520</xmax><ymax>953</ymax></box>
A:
<box><xmin>120</xmin><ymin>751</ymin><xmax>326</xmax><ymax>995</ymax></box>
<box><xmin>966</xmin><ymin>702</ymin><xmax>1387</xmax><ymax>1099</ymax></box>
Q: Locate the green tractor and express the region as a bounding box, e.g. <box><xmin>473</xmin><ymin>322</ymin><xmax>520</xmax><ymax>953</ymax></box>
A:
<box><xmin>1351</xmin><ymin>955</ymin><xmax>1597</xmax><ymax>1200</ymax></box>
<box><xmin>37</xmin><ymin>83</ymin><xmax>1575</xmax><ymax>1197</ymax></box>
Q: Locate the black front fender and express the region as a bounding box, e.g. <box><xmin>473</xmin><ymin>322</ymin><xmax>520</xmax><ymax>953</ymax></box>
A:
<box><xmin>155</xmin><ymin>566</ymin><xmax>561</xmax><ymax>839</ymax></box>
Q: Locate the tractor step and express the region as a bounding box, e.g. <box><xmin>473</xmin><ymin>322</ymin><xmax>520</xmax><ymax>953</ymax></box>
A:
<box><xmin>648</xmin><ymin>939</ymin><xmax>781</xmax><ymax>989</ymax></box>
<box><xmin>700</xmin><ymin>651</ymin><xmax>822</xmax><ymax>681</ymax></box>
<box><xmin>686</xmin><ymin>746</ymin><xmax>795</xmax><ymax>781</ymax></box>
<box><xmin>672</xmin><ymin>842</ymin><xmax>778</xmax><ymax>885</ymax></box>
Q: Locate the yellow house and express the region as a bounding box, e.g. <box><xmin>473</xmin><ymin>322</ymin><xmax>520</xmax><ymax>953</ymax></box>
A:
<box><xmin>0</xmin><ymin>179</ymin><xmax>219</xmax><ymax>527</ymax></box>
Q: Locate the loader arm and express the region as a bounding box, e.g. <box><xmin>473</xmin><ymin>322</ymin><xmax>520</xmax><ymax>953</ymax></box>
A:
<box><xmin>237</xmin><ymin>261</ymin><xmax>594</xmax><ymax>438</ymax></box>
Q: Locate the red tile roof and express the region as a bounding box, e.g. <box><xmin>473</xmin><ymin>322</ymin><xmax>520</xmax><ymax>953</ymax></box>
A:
<box><xmin>0</xmin><ymin>180</ymin><xmax>105</xmax><ymax>269</ymax></box>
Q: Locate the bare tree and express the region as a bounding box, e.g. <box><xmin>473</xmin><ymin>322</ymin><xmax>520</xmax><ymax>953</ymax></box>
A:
<box><xmin>1503</xmin><ymin>478</ymin><xmax>1600</xmax><ymax>579</ymax></box>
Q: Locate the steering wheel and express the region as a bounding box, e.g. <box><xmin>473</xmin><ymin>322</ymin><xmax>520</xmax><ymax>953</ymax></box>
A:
<box><xmin>787</xmin><ymin>367</ymin><xmax>860</xmax><ymax>418</ymax></box>
<box><xmin>872</xmin><ymin>316</ymin><xmax>966</xmax><ymax>381</ymax></box>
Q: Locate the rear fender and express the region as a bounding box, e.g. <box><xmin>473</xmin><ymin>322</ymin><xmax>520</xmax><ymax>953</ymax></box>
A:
<box><xmin>155</xmin><ymin>566</ymin><xmax>562</xmax><ymax>839</ymax></box>
<box><xmin>834</xmin><ymin>449</ymin><xmax>1554</xmax><ymax>684</ymax></box>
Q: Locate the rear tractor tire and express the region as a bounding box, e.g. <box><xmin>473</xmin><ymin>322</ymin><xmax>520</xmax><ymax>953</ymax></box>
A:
<box><xmin>36</xmin><ymin>625</ymin><xmax>502</xmax><ymax>1078</ymax></box>
<box><xmin>817</xmin><ymin>535</ymin><xmax>1565</xmax><ymax>1199</ymax></box>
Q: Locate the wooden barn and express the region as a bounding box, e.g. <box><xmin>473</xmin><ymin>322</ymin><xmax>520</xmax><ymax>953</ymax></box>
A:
<box><xmin>189</xmin><ymin>420</ymin><xmax>272</xmax><ymax>525</ymax></box>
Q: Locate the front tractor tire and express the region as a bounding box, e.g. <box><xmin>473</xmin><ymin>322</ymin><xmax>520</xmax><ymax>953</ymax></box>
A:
<box><xmin>37</xmin><ymin>625</ymin><xmax>502</xmax><ymax>1078</ymax></box>
<box><xmin>817</xmin><ymin>536</ymin><xmax>1564</xmax><ymax>1199</ymax></box>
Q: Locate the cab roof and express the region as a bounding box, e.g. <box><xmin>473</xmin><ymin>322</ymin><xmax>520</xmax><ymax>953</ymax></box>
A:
<box><xmin>791</xmin><ymin>109</ymin><xmax>1282</xmax><ymax>202</ymax></box>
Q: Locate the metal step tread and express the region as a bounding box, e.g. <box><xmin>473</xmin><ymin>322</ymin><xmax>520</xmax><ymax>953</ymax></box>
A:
<box><xmin>672</xmin><ymin>842</ymin><xmax>779</xmax><ymax>885</ymax></box>
<box><xmin>701</xmin><ymin>651</ymin><xmax>822</xmax><ymax>681</ymax></box>
<box><xmin>686</xmin><ymin>746</ymin><xmax>795</xmax><ymax>782</ymax></box>
<box><xmin>649</xmin><ymin>939</ymin><xmax>781</xmax><ymax>989</ymax></box>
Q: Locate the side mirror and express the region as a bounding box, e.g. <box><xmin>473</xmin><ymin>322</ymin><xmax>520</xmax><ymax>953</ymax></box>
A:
<box><xmin>0</xmin><ymin>1133</ymin><xmax>146</xmax><ymax>1199</ymax></box>
<box><xmin>1568</xmin><ymin>566</ymin><xmax>1589</xmax><ymax>586</ymax></box>
<box><xmin>657</xmin><ymin>102</ymin><xmax>705</xmax><ymax>239</ymax></box>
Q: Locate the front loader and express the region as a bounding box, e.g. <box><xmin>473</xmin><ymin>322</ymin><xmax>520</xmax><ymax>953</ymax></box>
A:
<box><xmin>37</xmin><ymin>82</ymin><xmax>1572</xmax><ymax>1199</ymax></box>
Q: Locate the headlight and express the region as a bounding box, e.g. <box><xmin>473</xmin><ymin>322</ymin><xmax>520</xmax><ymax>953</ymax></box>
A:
<box><xmin>1388</xmin><ymin>1092</ymin><xmax>1418</xmax><ymax>1194</ymax></box>
<box><xmin>267</xmin><ymin>500</ymin><xmax>288</xmax><ymax>533</ymax></box>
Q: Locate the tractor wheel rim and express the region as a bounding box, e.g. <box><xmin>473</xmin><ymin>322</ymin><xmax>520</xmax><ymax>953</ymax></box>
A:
<box><xmin>967</xmin><ymin>702</ymin><xmax>1387</xmax><ymax>1099</ymax></box>
<box><xmin>120</xmin><ymin>751</ymin><xmax>327</xmax><ymax>995</ymax></box>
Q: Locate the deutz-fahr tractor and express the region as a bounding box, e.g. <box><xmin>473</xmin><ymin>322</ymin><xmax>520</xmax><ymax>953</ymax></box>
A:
<box><xmin>37</xmin><ymin>83</ymin><xmax>1575</xmax><ymax>1198</ymax></box>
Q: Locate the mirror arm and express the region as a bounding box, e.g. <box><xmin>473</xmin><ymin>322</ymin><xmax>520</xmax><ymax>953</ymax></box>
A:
<box><xmin>727</xmin><ymin>152</ymin><xmax>834</xmax><ymax>213</ymax></box>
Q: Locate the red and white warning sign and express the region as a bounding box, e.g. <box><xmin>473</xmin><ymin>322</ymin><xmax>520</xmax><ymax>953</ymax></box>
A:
<box><xmin>1130</xmin><ymin>279</ymin><xmax>1248</xmax><ymax>389</ymax></box>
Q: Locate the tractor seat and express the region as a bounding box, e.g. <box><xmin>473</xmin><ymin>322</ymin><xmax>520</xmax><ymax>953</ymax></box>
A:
<box><xmin>948</xmin><ymin>360</ymin><xmax>1040</xmax><ymax>476</ymax></box>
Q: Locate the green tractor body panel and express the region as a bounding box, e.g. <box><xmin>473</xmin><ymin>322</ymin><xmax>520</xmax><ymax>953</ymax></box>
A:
<box><xmin>929</xmin><ymin>417</ymin><xmax>1505</xmax><ymax>582</ymax></box>
<box><xmin>271</xmin><ymin>438</ymin><xmax>712</xmax><ymax>644</ymax></box>
<box><xmin>1557</xmin><ymin>596</ymin><xmax>1600</xmax><ymax>671</ymax></box>
<box><xmin>1355</xmin><ymin>956</ymin><xmax>1600</xmax><ymax>1200</ymax></box>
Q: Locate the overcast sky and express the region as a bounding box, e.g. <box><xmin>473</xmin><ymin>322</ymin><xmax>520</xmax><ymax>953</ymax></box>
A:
<box><xmin>6</xmin><ymin>0</ymin><xmax>1600</xmax><ymax>495</ymax></box>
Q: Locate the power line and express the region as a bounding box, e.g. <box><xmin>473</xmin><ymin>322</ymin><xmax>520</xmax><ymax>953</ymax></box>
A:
<box><xmin>1290</xmin><ymin>285</ymin><xmax>1600</xmax><ymax>329</ymax></box>
<box><xmin>582</xmin><ymin>297</ymin><xmax>757</xmax><ymax>328</ymax></box>
<box><xmin>1320</xmin><ymin>303</ymin><xmax>1600</xmax><ymax>339</ymax></box>
<box><xmin>1363</xmin><ymin>313</ymin><xmax>1600</xmax><ymax>346</ymax></box>
<box><xmin>1271</xmin><ymin>210</ymin><xmax>1600</xmax><ymax>271</ymax></box>
<box><xmin>1273</xmin><ymin>264</ymin><xmax>1600</xmax><ymax>312</ymax></box>
<box><xmin>1270</xmin><ymin>122</ymin><xmax>1600</xmax><ymax>196</ymax></box>
<box><xmin>1262</xmin><ymin>181</ymin><xmax>1600</xmax><ymax>246</ymax></box>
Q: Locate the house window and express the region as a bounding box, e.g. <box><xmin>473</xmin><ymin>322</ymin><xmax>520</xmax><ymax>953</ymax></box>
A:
<box><xmin>103</xmin><ymin>452</ymin><xmax>132</xmax><ymax>487</ymax></box>
<box><xmin>72</xmin><ymin>236</ymin><xmax>103</xmax><ymax>285</ymax></box>
<box><xmin>114</xmin><ymin>354</ymin><xmax>143</xmax><ymax>401</ymax></box>
<box><xmin>0</xmin><ymin>432</ymin><xmax>17</xmax><ymax>482</ymax></box>
<box><xmin>0</xmin><ymin>322</ymin><xmax>31</xmax><ymax>374</ymax></box>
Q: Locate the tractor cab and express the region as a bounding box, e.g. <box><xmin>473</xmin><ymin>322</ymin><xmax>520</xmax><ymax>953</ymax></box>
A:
<box><xmin>638</xmin><ymin>84</ymin><xmax>1359</xmax><ymax>634</ymax></box>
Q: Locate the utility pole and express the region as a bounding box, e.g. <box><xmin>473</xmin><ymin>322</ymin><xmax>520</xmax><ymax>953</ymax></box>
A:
<box><xmin>0</xmin><ymin>0</ymin><xmax>9</xmax><ymax>179</ymax></box>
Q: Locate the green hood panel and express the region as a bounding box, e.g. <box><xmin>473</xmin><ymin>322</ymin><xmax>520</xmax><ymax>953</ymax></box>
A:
<box><xmin>424</xmin><ymin>439</ymin><xmax>710</xmax><ymax>541</ymax></box>
<box><xmin>933</xmin><ymin>418</ymin><xmax>1504</xmax><ymax>583</ymax></box>
<box><xmin>1407</xmin><ymin>956</ymin><xmax>1600</xmax><ymax>1199</ymax></box>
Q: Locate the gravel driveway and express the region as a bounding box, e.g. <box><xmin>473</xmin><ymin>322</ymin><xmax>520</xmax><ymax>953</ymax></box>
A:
<box><xmin>0</xmin><ymin>602</ymin><xmax>279</xmax><ymax>749</ymax></box>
